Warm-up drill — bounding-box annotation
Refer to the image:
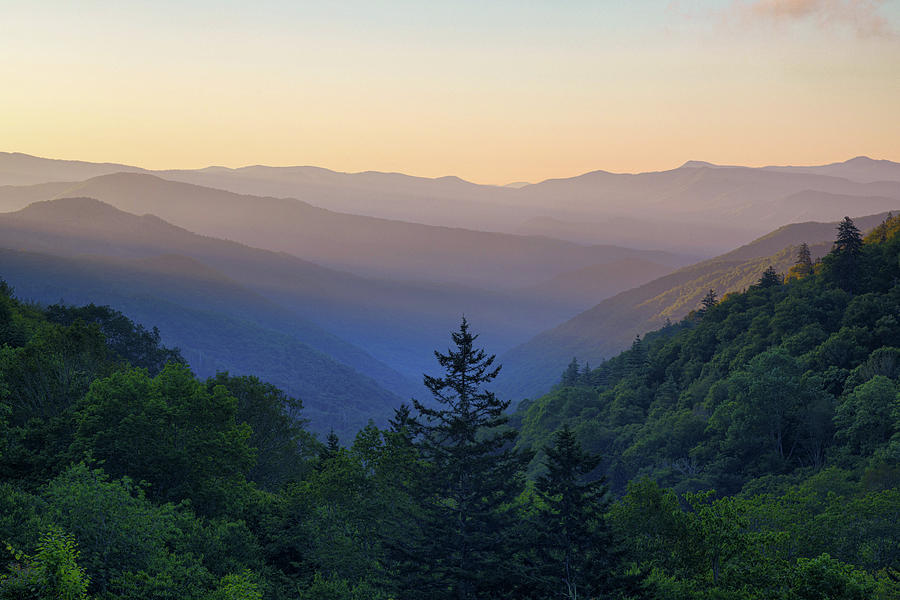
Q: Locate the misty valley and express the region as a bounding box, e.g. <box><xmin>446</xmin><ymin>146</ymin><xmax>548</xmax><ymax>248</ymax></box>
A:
<box><xmin>0</xmin><ymin>153</ymin><xmax>899</xmax><ymax>599</ymax></box>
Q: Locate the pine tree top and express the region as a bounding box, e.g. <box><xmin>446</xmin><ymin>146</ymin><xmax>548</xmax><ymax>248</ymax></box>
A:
<box><xmin>835</xmin><ymin>216</ymin><xmax>863</xmax><ymax>256</ymax></box>
<box><xmin>699</xmin><ymin>289</ymin><xmax>718</xmax><ymax>315</ymax></box>
<box><xmin>539</xmin><ymin>424</ymin><xmax>603</xmax><ymax>489</ymax></box>
<box><xmin>411</xmin><ymin>317</ymin><xmax>512</xmax><ymax>449</ymax></box>
<box><xmin>788</xmin><ymin>242</ymin><xmax>815</xmax><ymax>280</ymax></box>
<box><xmin>758</xmin><ymin>265</ymin><xmax>782</xmax><ymax>288</ymax></box>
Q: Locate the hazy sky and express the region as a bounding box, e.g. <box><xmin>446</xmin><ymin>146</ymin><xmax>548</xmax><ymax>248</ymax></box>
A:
<box><xmin>2</xmin><ymin>0</ymin><xmax>899</xmax><ymax>183</ymax></box>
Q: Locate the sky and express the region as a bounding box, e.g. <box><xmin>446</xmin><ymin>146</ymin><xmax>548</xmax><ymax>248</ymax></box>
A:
<box><xmin>2</xmin><ymin>0</ymin><xmax>899</xmax><ymax>184</ymax></box>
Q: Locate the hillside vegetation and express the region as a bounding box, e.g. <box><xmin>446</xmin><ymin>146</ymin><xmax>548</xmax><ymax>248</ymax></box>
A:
<box><xmin>498</xmin><ymin>211</ymin><xmax>899</xmax><ymax>400</ymax></box>
<box><xmin>511</xmin><ymin>214</ymin><xmax>900</xmax><ymax>595</ymax></box>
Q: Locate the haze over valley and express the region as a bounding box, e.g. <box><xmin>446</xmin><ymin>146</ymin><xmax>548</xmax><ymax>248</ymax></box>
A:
<box><xmin>2</xmin><ymin>152</ymin><xmax>900</xmax><ymax>429</ymax></box>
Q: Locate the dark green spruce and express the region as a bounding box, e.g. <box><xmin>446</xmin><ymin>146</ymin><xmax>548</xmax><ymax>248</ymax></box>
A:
<box><xmin>397</xmin><ymin>317</ymin><xmax>531</xmax><ymax>600</ymax></box>
<box><xmin>530</xmin><ymin>424</ymin><xmax>630</xmax><ymax>600</ymax></box>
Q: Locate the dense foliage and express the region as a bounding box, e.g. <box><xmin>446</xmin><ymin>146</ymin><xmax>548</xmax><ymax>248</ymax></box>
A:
<box><xmin>0</xmin><ymin>214</ymin><xmax>898</xmax><ymax>599</ymax></box>
<box><xmin>514</xmin><ymin>214</ymin><xmax>900</xmax><ymax>597</ymax></box>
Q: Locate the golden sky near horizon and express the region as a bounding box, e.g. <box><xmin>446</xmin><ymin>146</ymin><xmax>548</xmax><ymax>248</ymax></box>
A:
<box><xmin>2</xmin><ymin>1</ymin><xmax>899</xmax><ymax>184</ymax></box>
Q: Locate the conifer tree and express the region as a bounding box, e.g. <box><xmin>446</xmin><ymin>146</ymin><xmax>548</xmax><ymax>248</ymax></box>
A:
<box><xmin>698</xmin><ymin>289</ymin><xmax>718</xmax><ymax>316</ymax></box>
<box><xmin>401</xmin><ymin>318</ymin><xmax>529</xmax><ymax>600</ymax></box>
<box><xmin>580</xmin><ymin>362</ymin><xmax>592</xmax><ymax>385</ymax></box>
<box><xmin>758</xmin><ymin>265</ymin><xmax>782</xmax><ymax>288</ymax></box>
<box><xmin>626</xmin><ymin>335</ymin><xmax>648</xmax><ymax>377</ymax></box>
<box><xmin>788</xmin><ymin>242</ymin><xmax>813</xmax><ymax>280</ymax></box>
<box><xmin>532</xmin><ymin>425</ymin><xmax>626</xmax><ymax>600</ymax></box>
<box><xmin>319</xmin><ymin>430</ymin><xmax>341</xmax><ymax>462</ymax></box>
<box><xmin>831</xmin><ymin>216</ymin><xmax>863</xmax><ymax>291</ymax></box>
<box><xmin>835</xmin><ymin>216</ymin><xmax>863</xmax><ymax>256</ymax></box>
<box><xmin>560</xmin><ymin>357</ymin><xmax>580</xmax><ymax>387</ymax></box>
<box><xmin>388</xmin><ymin>404</ymin><xmax>414</xmax><ymax>441</ymax></box>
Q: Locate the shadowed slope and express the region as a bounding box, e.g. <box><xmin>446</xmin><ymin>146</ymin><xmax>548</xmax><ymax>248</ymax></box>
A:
<box><xmin>0</xmin><ymin>198</ymin><xmax>418</xmax><ymax>395</ymax></box>
<box><xmin>0</xmin><ymin>246</ymin><xmax>404</xmax><ymax>439</ymax></box>
<box><xmin>0</xmin><ymin>198</ymin><xmax>620</xmax><ymax>384</ymax></box>
<box><xmin>28</xmin><ymin>173</ymin><xmax>688</xmax><ymax>290</ymax></box>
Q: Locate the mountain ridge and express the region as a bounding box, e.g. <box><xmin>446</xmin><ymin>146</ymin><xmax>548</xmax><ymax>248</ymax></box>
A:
<box><xmin>0</xmin><ymin>197</ymin><xmax>639</xmax><ymax>387</ymax></box>
<box><xmin>0</xmin><ymin>173</ymin><xmax>691</xmax><ymax>292</ymax></box>
<box><xmin>4</xmin><ymin>152</ymin><xmax>900</xmax><ymax>261</ymax></box>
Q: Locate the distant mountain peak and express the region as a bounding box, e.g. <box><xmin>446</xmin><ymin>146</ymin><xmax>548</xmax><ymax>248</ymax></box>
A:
<box><xmin>87</xmin><ymin>171</ymin><xmax>168</xmax><ymax>184</ymax></box>
<box><xmin>679</xmin><ymin>160</ymin><xmax>717</xmax><ymax>169</ymax></box>
<box><xmin>10</xmin><ymin>197</ymin><xmax>196</xmax><ymax>239</ymax></box>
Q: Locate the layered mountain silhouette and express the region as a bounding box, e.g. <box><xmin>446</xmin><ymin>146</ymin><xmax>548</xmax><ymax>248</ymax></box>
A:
<box><xmin>3</xmin><ymin>153</ymin><xmax>900</xmax><ymax>255</ymax></box>
<box><xmin>0</xmin><ymin>172</ymin><xmax>688</xmax><ymax>290</ymax></box>
<box><xmin>0</xmin><ymin>152</ymin><xmax>145</xmax><ymax>185</ymax></box>
<box><xmin>511</xmin><ymin>162</ymin><xmax>900</xmax><ymax>248</ymax></box>
<box><xmin>3</xmin><ymin>151</ymin><xmax>900</xmax><ymax>418</ymax></box>
<box><xmin>762</xmin><ymin>156</ymin><xmax>900</xmax><ymax>183</ymax></box>
<box><xmin>0</xmin><ymin>198</ymin><xmax>680</xmax><ymax>407</ymax></box>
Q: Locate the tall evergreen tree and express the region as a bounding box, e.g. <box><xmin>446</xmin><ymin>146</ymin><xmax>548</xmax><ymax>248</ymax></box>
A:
<box><xmin>318</xmin><ymin>430</ymin><xmax>341</xmax><ymax>464</ymax></box>
<box><xmin>788</xmin><ymin>242</ymin><xmax>813</xmax><ymax>280</ymax></box>
<box><xmin>531</xmin><ymin>425</ymin><xmax>626</xmax><ymax>600</ymax></box>
<box><xmin>560</xmin><ymin>357</ymin><xmax>580</xmax><ymax>387</ymax></box>
<box><xmin>402</xmin><ymin>318</ymin><xmax>530</xmax><ymax>600</ymax></box>
<box><xmin>835</xmin><ymin>216</ymin><xmax>863</xmax><ymax>256</ymax></box>
<box><xmin>325</xmin><ymin>430</ymin><xmax>341</xmax><ymax>454</ymax></box>
<box><xmin>626</xmin><ymin>335</ymin><xmax>648</xmax><ymax>377</ymax></box>
<box><xmin>580</xmin><ymin>362</ymin><xmax>592</xmax><ymax>386</ymax></box>
<box><xmin>388</xmin><ymin>404</ymin><xmax>414</xmax><ymax>441</ymax></box>
<box><xmin>698</xmin><ymin>289</ymin><xmax>718</xmax><ymax>316</ymax></box>
<box><xmin>831</xmin><ymin>216</ymin><xmax>863</xmax><ymax>291</ymax></box>
<box><xmin>758</xmin><ymin>265</ymin><xmax>782</xmax><ymax>288</ymax></box>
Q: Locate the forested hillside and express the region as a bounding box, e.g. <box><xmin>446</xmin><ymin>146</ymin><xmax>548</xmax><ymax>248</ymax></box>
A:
<box><xmin>1</xmin><ymin>214</ymin><xmax>898</xmax><ymax>599</ymax></box>
<box><xmin>498</xmin><ymin>211</ymin><xmax>899</xmax><ymax>400</ymax></box>
<box><xmin>512</xmin><ymin>214</ymin><xmax>900</xmax><ymax>595</ymax></box>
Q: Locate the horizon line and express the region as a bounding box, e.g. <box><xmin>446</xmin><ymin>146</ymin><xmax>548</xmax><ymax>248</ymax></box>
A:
<box><xmin>2</xmin><ymin>150</ymin><xmax>898</xmax><ymax>188</ymax></box>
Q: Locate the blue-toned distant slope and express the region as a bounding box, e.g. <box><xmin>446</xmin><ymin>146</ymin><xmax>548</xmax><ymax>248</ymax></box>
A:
<box><xmin>0</xmin><ymin>197</ymin><xmax>679</xmax><ymax>382</ymax></box>
<box><xmin>0</xmin><ymin>246</ymin><xmax>403</xmax><ymax>440</ymax></box>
